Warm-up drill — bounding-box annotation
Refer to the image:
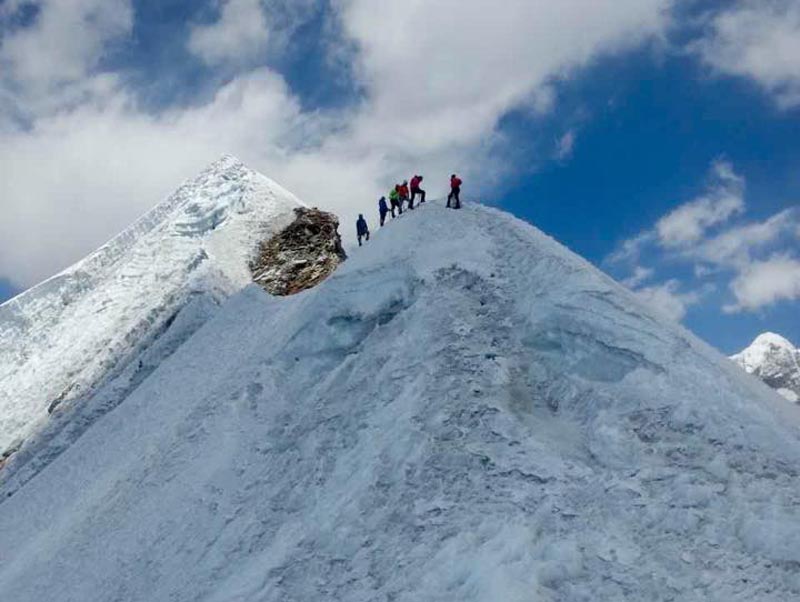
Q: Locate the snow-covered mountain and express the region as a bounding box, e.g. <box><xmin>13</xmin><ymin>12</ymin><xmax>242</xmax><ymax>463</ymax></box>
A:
<box><xmin>1</xmin><ymin>181</ymin><xmax>799</xmax><ymax>601</ymax></box>
<box><xmin>0</xmin><ymin>156</ymin><xmax>303</xmax><ymax>454</ymax></box>
<box><xmin>732</xmin><ymin>333</ymin><xmax>800</xmax><ymax>403</ymax></box>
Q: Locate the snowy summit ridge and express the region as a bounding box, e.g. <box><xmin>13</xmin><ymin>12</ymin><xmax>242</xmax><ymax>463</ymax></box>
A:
<box><xmin>0</xmin><ymin>155</ymin><xmax>303</xmax><ymax>453</ymax></box>
<box><xmin>1</xmin><ymin>191</ymin><xmax>799</xmax><ymax>601</ymax></box>
<box><xmin>732</xmin><ymin>332</ymin><xmax>800</xmax><ymax>403</ymax></box>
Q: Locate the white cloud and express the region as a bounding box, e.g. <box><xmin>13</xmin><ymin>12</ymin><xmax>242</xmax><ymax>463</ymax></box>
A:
<box><xmin>694</xmin><ymin>1</ymin><xmax>800</xmax><ymax>109</ymax></box>
<box><xmin>655</xmin><ymin>160</ymin><xmax>745</xmax><ymax>247</ymax></box>
<box><xmin>0</xmin><ymin>1</ymin><xmax>677</xmax><ymax>288</ymax></box>
<box><xmin>607</xmin><ymin>160</ymin><xmax>745</xmax><ymax>266</ymax></box>
<box><xmin>634</xmin><ymin>279</ymin><xmax>700</xmax><ymax>322</ymax></box>
<box><xmin>0</xmin><ymin>0</ymin><xmax>132</xmax><ymax>107</ymax></box>
<box><xmin>188</xmin><ymin>0</ymin><xmax>269</xmax><ymax>66</ymax></box>
<box><xmin>691</xmin><ymin>208</ymin><xmax>800</xmax><ymax>269</ymax></box>
<box><xmin>725</xmin><ymin>255</ymin><xmax>800</xmax><ymax>313</ymax></box>
<box><xmin>622</xmin><ymin>265</ymin><xmax>655</xmax><ymax>288</ymax></box>
<box><xmin>555</xmin><ymin>130</ymin><xmax>576</xmax><ymax>161</ymax></box>
<box><xmin>606</xmin><ymin>231</ymin><xmax>656</xmax><ymax>266</ymax></box>
<box><xmin>0</xmin><ymin>1</ymin><xmax>31</xmax><ymax>18</ymax></box>
<box><xmin>336</xmin><ymin>0</ymin><xmax>671</xmax><ymax>154</ymax></box>
<box><xmin>609</xmin><ymin>160</ymin><xmax>799</xmax><ymax>314</ymax></box>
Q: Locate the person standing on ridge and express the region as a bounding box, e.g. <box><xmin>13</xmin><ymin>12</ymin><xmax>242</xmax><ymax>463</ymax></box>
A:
<box><xmin>398</xmin><ymin>180</ymin><xmax>410</xmax><ymax>210</ymax></box>
<box><xmin>356</xmin><ymin>214</ymin><xmax>370</xmax><ymax>246</ymax></box>
<box><xmin>389</xmin><ymin>186</ymin><xmax>401</xmax><ymax>216</ymax></box>
<box><xmin>447</xmin><ymin>174</ymin><xmax>462</xmax><ymax>209</ymax></box>
<box><xmin>378</xmin><ymin>196</ymin><xmax>389</xmax><ymax>226</ymax></box>
<box><xmin>410</xmin><ymin>175</ymin><xmax>426</xmax><ymax>207</ymax></box>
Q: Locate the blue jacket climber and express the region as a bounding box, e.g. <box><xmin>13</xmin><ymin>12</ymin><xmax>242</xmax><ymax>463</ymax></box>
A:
<box><xmin>356</xmin><ymin>214</ymin><xmax>370</xmax><ymax>246</ymax></box>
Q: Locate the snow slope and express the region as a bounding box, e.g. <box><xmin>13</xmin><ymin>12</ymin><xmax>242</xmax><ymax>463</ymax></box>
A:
<box><xmin>0</xmin><ymin>156</ymin><xmax>303</xmax><ymax>453</ymax></box>
<box><xmin>731</xmin><ymin>333</ymin><xmax>800</xmax><ymax>403</ymax></box>
<box><xmin>1</xmin><ymin>201</ymin><xmax>800</xmax><ymax>601</ymax></box>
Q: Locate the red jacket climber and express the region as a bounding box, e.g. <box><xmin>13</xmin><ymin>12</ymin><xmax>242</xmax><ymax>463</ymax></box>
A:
<box><xmin>447</xmin><ymin>174</ymin><xmax>462</xmax><ymax>209</ymax></box>
<box><xmin>409</xmin><ymin>175</ymin><xmax>425</xmax><ymax>208</ymax></box>
<box><xmin>398</xmin><ymin>181</ymin><xmax>409</xmax><ymax>200</ymax></box>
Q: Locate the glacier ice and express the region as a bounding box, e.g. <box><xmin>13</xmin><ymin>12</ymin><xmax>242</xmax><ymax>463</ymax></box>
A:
<box><xmin>0</xmin><ymin>156</ymin><xmax>303</xmax><ymax>453</ymax></box>
<box><xmin>1</xmin><ymin>182</ymin><xmax>799</xmax><ymax>601</ymax></box>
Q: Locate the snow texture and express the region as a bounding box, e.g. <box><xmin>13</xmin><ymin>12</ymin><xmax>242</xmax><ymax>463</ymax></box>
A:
<box><xmin>732</xmin><ymin>333</ymin><xmax>800</xmax><ymax>403</ymax></box>
<box><xmin>0</xmin><ymin>156</ymin><xmax>302</xmax><ymax>453</ymax></box>
<box><xmin>1</xmin><ymin>192</ymin><xmax>800</xmax><ymax>601</ymax></box>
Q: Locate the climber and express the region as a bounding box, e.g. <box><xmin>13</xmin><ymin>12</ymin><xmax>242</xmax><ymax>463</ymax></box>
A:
<box><xmin>398</xmin><ymin>180</ymin><xmax>411</xmax><ymax>210</ymax></box>
<box><xmin>378</xmin><ymin>196</ymin><xmax>389</xmax><ymax>226</ymax></box>
<box><xmin>447</xmin><ymin>174</ymin><xmax>462</xmax><ymax>209</ymax></box>
<box><xmin>389</xmin><ymin>186</ymin><xmax>402</xmax><ymax>216</ymax></box>
<box><xmin>356</xmin><ymin>214</ymin><xmax>370</xmax><ymax>246</ymax></box>
<box><xmin>410</xmin><ymin>175</ymin><xmax>426</xmax><ymax>207</ymax></box>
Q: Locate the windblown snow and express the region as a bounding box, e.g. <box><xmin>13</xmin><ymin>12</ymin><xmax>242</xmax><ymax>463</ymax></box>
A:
<box><xmin>1</xmin><ymin>181</ymin><xmax>799</xmax><ymax>601</ymax></box>
<box><xmin>731</xmin><ymin>333</ymin><xmax>800</xmax><ymax>403</ymax></box>
<box><xmin>0</xmin><ymin>156</ymin><xmax>303</xmax><ymax>454</ymax></box>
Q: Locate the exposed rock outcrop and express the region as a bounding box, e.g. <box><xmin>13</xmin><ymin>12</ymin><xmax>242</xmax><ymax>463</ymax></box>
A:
<box><xmin>0</xmin><ymin>437</ymin><xmax>23</xmax><ymax>472</ymax></box>
<box><xmin>250</xmin><ymin>207</ymin><xmax>346</xmax><ymax>296</ymax></box>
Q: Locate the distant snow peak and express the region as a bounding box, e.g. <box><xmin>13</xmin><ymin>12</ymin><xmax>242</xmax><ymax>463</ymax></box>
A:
<box><xmin>751</xmin><ymin>332</ymin><xmax>794</xmax><ymax>350</ymax></box>
<box><xmin>731</xmin><ymin>332</ymin><xmax>800</xmax><ymax>402</ymax></box>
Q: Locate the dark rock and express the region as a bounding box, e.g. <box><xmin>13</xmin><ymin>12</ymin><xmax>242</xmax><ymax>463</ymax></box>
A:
<box><xmin>250</xmin><ymin>208</ymin><xmax>346</xmax><ymax>296</ymax></box>
<box><xmin>0</xmin><ymin>437</ymin><xmax>24</xmax><ymax>471</ymax></box>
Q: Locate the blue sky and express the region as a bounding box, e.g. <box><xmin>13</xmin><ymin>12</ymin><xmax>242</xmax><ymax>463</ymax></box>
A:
<box><xmin>499</xmin><ymin>42</ymin><xmax>800</xmax><ymax>352</ymax></box>
<box><xmin>0</xmin><ymin>0</ymin><xmax>798</xmax><ymax>354</ymax></box>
